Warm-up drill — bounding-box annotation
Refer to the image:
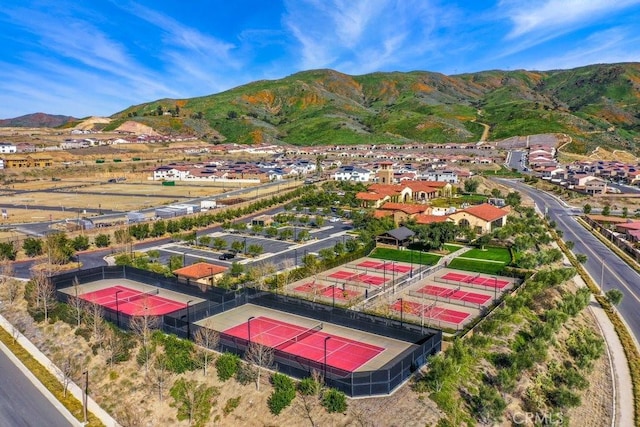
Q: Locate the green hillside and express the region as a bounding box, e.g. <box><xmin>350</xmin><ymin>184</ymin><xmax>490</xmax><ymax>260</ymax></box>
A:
<box><xmin>112</xmin><ymin>63</ymin><xmax>640</xmax><ymax>154</ymax></box>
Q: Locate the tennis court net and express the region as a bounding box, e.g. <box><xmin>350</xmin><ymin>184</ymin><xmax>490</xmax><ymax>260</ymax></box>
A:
<box><xmin>123</xmin><ymin>289</ymin><xmax>159</xmax><ymax>304</ymax></box>
<box><xmin>274</xmin><ymin>322</ymin><xmax>323</xmax><ymax>351</ymax></box>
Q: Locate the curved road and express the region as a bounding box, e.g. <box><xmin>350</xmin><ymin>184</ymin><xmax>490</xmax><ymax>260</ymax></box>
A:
<box><xmin>499</xmin><ymin>179</ymin><xmax>640</xmax><ymax>344</ymax></box>
<box><xmin>0</xmin><ymin>346</ymin><xmax>73</xmax><ymax>426</ymax></box>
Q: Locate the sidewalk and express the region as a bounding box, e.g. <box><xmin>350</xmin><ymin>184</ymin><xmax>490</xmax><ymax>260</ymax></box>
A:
<box><xmin>574</xmin><ymin>275</ymin><xmax>634</xmax><ymax>427</ymax></box>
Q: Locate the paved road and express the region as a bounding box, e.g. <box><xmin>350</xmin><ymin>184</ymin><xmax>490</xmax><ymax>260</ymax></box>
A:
<box><xmin>498</xmin><ymin>179</ymin><xmax>640</xmax><ymax>344</ymax></box>
<box><xmin>0</xmin><ymin>346</ymin><xmax>73</xmax><ymax>427</ymax></box>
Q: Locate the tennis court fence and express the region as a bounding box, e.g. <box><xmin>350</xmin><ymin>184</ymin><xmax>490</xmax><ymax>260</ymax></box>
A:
<box><xmin>50</xmin><ymin>266</ymin><xmax>442</xmax><ymax>397</ymax></box>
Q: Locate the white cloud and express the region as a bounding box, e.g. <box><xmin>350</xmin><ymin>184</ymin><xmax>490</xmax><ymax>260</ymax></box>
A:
<box><xmin>500</xmin><ymin>0</ymin><xmax>640</xmax><ymax>39</ymax></box>
<box><xmin>526</xmin><ymin>27</ymin><xmax>640</xmax><ymax>71</ymax></box>
<box><xmin>283</xmin><ymin>0</ymin><xmax>452</xmax><ymax>73</ymax></box>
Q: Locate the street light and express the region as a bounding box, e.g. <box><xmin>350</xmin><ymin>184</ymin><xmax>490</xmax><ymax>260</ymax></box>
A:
<box><xmin>115</xmin><ymin>290</ymin><xmax>124</xmax><ymax>328</ymax></box>
<box><xmin>247</xmin><ymin>316</ymin><xmax>255</xmax><ymax>343</ymax></box>
<box><xmin>82</xmin><ymin>370</ymin><xmax>89</xmax><ymax>423</ymax></box>
<box><xmin>186</xmin><ymin>300</ymin><xmax>193</xmax><ymax>339</ymax></box>
<box><xmin>324</xmin><ymin>336</ymin><xmax>331</xmax><ymax>380</ymax></box>
<box><xmin>244</xmin><ymin>236</ymin><xmax>247</xmax><ymax>255</ymax></box>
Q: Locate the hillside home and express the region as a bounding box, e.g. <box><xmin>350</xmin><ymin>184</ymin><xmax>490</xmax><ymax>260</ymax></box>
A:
<box><xmin>420</xmin><ymin>169</ymin><xmax>459</xmax><ymax>183</ymax></box>
<box><xmin>332</xmin><ymin>165</ymin><xmax>372</xmax><ymax>182</ymax></box>
<box><xmin>3</xmin><ymin>155</ymin><xmax>53</xmax><ymax>168</ymax></box>
<box><xmin>0</xmin><ymin>142</ymin><xmax>17</xmax><ymax>153</ymax></box>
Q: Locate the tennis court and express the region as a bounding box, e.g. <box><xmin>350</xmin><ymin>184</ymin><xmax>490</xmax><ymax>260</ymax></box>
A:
<box><xmin>223</xmin><ymin>316</ymin><xmax>385</xmax><ymax>372</ymax></box>
<box><xmin>328</xmin><ymin>270</ymin><xmax>388</xmax><ymax>286</ymax></box>
<box><xmin>78</xmin><ymin>285</ymin><xmax>187</xmax><ymax>316</ymax></box>
<box><xmin>415</xmin><ymin>284</ymin><xmax>492</xmax><ymax>305</ymax></box>
<box><xmin>294</xmin><ymin>282</ymin><xmax>361</xmax><ymax>301</ymax></box>
<box><xmin>356</xmin><ymin>260</ymin><xmax>413</xmax><ymax>273</ymax></box>
<box><xmin>389</xmin><ymin>300</ymin><xmax>471</xmax><ymax>326</ymax></box>
<box><xmin>437</xmin><ymin>272</ymin><xmax>510</xmax><ymax>289</ymax></box>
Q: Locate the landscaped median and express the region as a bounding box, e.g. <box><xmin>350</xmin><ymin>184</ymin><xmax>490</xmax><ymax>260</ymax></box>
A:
<box><xmin>0</xmin><ymin>315</ymin><xmax>110</xmax><ymax>427</ymax></box>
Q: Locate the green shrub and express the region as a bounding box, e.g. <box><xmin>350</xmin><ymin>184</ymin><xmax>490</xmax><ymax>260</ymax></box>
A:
<box><xmin>223</xmin><ymin>396</ymin><xmax>241</xmax><ymax>416</ymax></box>
<box><xmin>298</xmin><ymin>377</ymin><xmax>321</xmax><ymax>395</ymax></box>
<box><xmin>268</xmin><ymin>373</ymin><xmax>296</xmax><ymax>415</ymax></box>
<box><xmin>321</xmin><ymin>388</ymin><xmax>347</xmax><ymax>413</ymax></box>
<box><xmin>156</xmin><ymin>334</ymin><xmax>196</xmax><ymax>373</ymax></box>
<box><xmin>268</xmin><ymin>389</ymin><xmax>296</xmax><ymax>415</ymax></box>
<box><xmin>215</xmin><ymin>353</ymin><xmax>240</xmax><ymax>381</ymax></box>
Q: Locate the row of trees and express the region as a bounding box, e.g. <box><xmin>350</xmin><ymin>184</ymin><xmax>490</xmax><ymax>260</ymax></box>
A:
<box><xmin>2</xmin><ymin>186</ymin><xmax>309</xmax><ymax>264</ymax></box>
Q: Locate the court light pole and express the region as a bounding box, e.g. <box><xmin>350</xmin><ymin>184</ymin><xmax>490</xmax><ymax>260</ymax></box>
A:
<box><xmin>492</xmin><ymin>276</ymin><xmax>497</xmax><ymax>304</ymax></box>
<box><xmin>410</xmin><ymin>250</ymin><xmax>413</xmax><ymax>278</ymax></box>
<box><xmin>332</xmin><ymin>285</ymin><xmax>335</xmax><ymax>307</ymax></box>
<box><xmin>398</xmin><ymin>298</ymin><xmax>404</xmax><ymax>326</ymax></box>
<box><xmin>115</xmin><ymin>290</ymin><xmax>123</xmax><ymax>328</ymax></box>
<box><xmin>324</xmin><ymin>336</ymin><xmax>331</xmax><ymax>380</ymax></box>
<box><xmin>247</xmin><ymin>316</ymin><xmax>255</xmax><ymax>343</ymax></box>
<box><xmin>186</xmin><ymin>300</ymin><xmax>193</xmax><ymax>339</ymax></box>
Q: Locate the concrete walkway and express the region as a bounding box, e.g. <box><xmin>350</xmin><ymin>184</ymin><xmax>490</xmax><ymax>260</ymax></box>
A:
<box><xmin>574</xmin><ymin>275</ymin><xmax>634</xmax><ymax>427</ymax></box>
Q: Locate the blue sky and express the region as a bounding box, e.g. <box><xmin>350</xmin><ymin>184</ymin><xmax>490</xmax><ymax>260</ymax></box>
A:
<box><xmin>1</xmin><ymin>0</ymin><xmax>639</xmax><ymax>118</ymax></box>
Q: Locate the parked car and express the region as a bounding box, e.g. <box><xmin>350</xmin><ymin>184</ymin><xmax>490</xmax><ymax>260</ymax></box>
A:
<box><xmin>219</xmin><ymin>252</ymin><xmax>236</xmax><ymax>260</ymax></box>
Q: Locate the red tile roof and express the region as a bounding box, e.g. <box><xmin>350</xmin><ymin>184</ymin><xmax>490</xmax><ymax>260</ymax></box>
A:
<box><xmin>405</xmin><ymin>181</ymin><xmax>439</xmax><ymax>193</ymax></box>
<box><xmin>459</xmin><ymin>203</ymin><xmax>508</xmax><ymax>222</ymax></box>
<box><xmin>373</xmin><ymin>210</ymin><xmax>393</xmax><ymax>218</ymax></box>
<box><xmin>356</xmin><ymin>192</ymin><xmax>385</xmax><ymax>201</ymax></box>
<box><xmin>616</xmin><ymin>222</ymin><xmax>640</xmax><ymax>230</ymax></box>
<box><xmin>415</xmin><ymin>214</ymin><xmax>450</xmax><ymax>224</ymax></box>
<box><xmin>173</xmin><ymin>262</ymin><xmax>227</xmax><ymax>279</ymax></box>
<box><xmin>379</xmin><ymin>202</ymin><xmax>426</xmax><ymax>214</ymax></box>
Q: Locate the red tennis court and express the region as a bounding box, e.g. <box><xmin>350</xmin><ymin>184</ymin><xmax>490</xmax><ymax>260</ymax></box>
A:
<box><xmin>328</xmin><ymin>270</ymin><xmax>388</xmax><ymax>286</ymax></box>
<box><xmin>223</xmin><ymin>316</ymin><xmax>384</xmax><ymax>372</ymax></box>
<box><xmin>390</xmin><ymin>300</ymin><xmax>471</xmax><ymax>326</ymax></box>
<box><xmin>356</xmin><ymin>261</ymin><xmax>413</xmax><ymax>274</ymax></box>
<box><xmin>78</xmin><ymin>285</ymin><xmax>186</xmax><ymax>315</ymax></box>
<box><xmin>439</xmin><ymin>272</ymin><xmax>510</xmax><ymax>289</ymax></box>
<box><xmin>294</xmin><ymin>283</ymin><xmax>360</xmax><ymax>300</ymax></box>
<box><xmin>417</xmin><ymin>285</ymin><xmax>491</xmax><ymax>305</ymax></box>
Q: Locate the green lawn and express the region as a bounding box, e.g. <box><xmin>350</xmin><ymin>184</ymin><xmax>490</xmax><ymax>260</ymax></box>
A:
<box><xmin>370</xmin><ymin>248</ymin><xmax>442</xmax><ymax>265</ymax></box>
<box><xmin>443</xmin><ymin>244</ymin><xmax>464</xmax><ymax>253</ymax></box>
<box><xmin>462</xmin><ymin>247</ymin><xmax>511</xmax><ymax>263</ymax></box>
<box><xmin>448</xmin><ymin>258</ymin><xmax>505</xmax><ymax>275</ymax></box>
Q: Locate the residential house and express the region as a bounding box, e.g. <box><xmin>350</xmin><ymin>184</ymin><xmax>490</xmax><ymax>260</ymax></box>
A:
<box><xmin>0</xmin><ymin>142</ymin><xmax>17</xmax><ymax>154</ymax></box>
<box><xmin>332</xmin><ymin>165</ymin><xmax>372</xmax><ymax>182</ymax></box>
<box><xmin>3</xmin><ymin>155</ymin><xmax>53</xmax><ymax>168</ymax></box>
<box><xmin>375</xmin><ymin>202</ymin><xmax>427</xmax><ymax>224</ymax></box>
<box><xmin>447</xmin><ymin>203</ymin><xmax>509</xmax><ymax>234</ymax></box>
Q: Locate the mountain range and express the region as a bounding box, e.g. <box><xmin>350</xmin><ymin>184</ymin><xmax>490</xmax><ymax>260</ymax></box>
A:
<box><xmin>4</xmin><ymin>63</ymin><xmax>640</xmax><ymax>155</ymax></box>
